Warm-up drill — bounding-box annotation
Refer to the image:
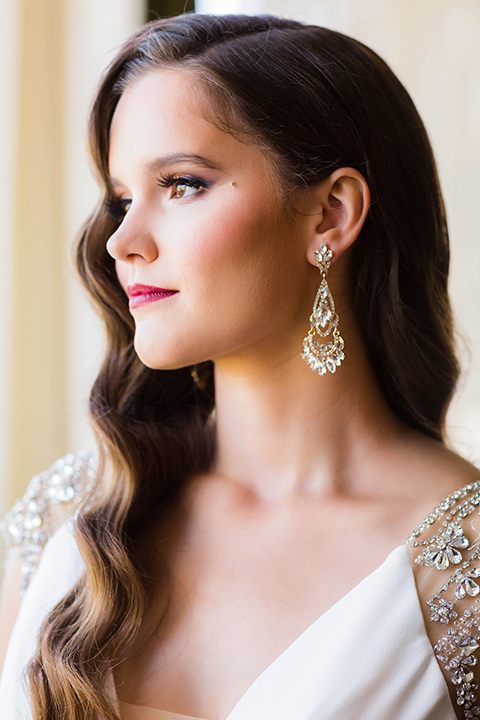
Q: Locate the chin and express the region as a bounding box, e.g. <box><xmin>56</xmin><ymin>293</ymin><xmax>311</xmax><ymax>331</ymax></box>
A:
<box><xmin>134</xmin><ymin>347</ymin><xmax>177</xmax><ymax>371</ymax></box>
<box><xmin>133</xmin><ymin>336</ymin><xmax>165</xmax><ymax>369</ymax></box>
<box><xmin>133</xmin><ymin>336</ymin><xmax>194</xmax><ymax>371</ymax></box>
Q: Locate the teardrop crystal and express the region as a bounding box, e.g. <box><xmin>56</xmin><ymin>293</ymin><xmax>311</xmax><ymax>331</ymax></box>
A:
<box><xmin>326</xmin><ymin>358</ymin><xmax>337</xmax><ymax>373</ymax></box>
<box><xmin>432</xmin><ymin>551</ymin><xmax>449</xmax><ymax>570</ymax></box>
<box><xmin>466</xmin><ymin>578</ymin><xmax>480</xmax><ymax>597</ymax></box>
<box><xmin>460</xmin><ymin>637</ymin><xmax>480</xmax><ymax>657</ymax></box>
<box><xmin>447</xmin><ymin>546</ymin><xmax>463</xmax><ymax>564</ymax></box>
<box><xmin>451</xmin><ymin>535</ymin><xmax>470</xmax><ymax>550</ymax></box>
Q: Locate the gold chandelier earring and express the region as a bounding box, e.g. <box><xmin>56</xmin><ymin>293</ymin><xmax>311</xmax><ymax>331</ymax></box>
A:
<box><xmin>302</xmin><ymin>243</ymin><xmax>345</xmax><ymax>376</ymax></box>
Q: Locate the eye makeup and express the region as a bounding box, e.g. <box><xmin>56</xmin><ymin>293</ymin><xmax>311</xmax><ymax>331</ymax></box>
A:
<box><xmin>156</xmin><ymin>173</ymin><xmax>211</xmax><ymax>199</ymax></box>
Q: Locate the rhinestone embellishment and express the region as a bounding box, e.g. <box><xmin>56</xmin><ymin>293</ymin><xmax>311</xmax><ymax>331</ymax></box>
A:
<box><xmin>426</xmin><ymin>527</ymin><xmax>470</xmax><ymax>570</ymax></box>
<box><xmin>0</xmin><ymin>452</ymin><xmax>97</xmax><ymax>593</ymax></box>
<box><xmin>408</xmin><ymin>480</ymin><xmax>480</xmax><ymax>717</ymax></box>
<box><xmin>302</xmin><ymin>244</ymin><xmax>345</xmax><ymax>375</ymax></box>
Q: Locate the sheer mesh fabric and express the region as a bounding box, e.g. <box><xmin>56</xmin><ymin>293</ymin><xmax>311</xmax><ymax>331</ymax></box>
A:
<box><xmin>407</xmin><ymin>485</ymin><xmax>480</xmax><ymax>720</ymax></box>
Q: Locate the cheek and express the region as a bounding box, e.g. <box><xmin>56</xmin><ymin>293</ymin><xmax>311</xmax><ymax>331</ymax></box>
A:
<box><xmin>183</xmin><ymin>218</ymin><xmax>270</xmax><ymax>318</ymax></box>
<box><xmin>186</xmin><ymin>194</ymin><xmax>283</xmax><ymax>273</ymax></box>
<box><xmin>184</xmin><ymin>200</ymin><xmax>300</xmax><ymax>330</ymax></box>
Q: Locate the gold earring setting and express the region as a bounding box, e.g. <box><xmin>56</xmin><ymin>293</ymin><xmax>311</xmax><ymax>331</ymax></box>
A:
<box><xmin>302</xmin><ymin>244</ymin><xmax>345</xmax><ymax>375</ymax></box>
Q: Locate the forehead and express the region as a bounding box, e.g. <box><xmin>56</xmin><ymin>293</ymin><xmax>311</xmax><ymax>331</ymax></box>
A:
<box><xmin>108</xmin><ymin>68</ymin><xmax>274</xmax><ymax>184</ymax></box>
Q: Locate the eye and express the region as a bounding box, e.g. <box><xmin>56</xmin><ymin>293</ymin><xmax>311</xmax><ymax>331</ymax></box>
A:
<box><xmin>174</xmin><ymin>180</ymin><xmax>199</xmax><ymax>199</ymax></box>
<box><xmin>157</xmin><ymin>174</ymin><xmax>209</xmax><ymax>199</ymax></box>
<box><xmin>105</xmin><ymin>196</ymin><xmax>132</xmax><ymax>221</ymax></box>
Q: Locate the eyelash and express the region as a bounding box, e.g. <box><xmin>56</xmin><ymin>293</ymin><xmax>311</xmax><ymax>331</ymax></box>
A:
<box><xmin>156</xmin><ymin>173</ymin><xmax>210</xmax><ymax>196</ymax></box>
<box><xmin>104</xmin><ymin>197</ymin><xmax>132</xmax><ymax>220</ymax></box>
<box><xmin>105</xmin><ymin>174</ymin><xmax>209</xmax><ymax>221</ymax></box>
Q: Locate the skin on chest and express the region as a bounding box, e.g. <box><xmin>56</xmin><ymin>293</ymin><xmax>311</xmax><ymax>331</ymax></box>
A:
<box><xmin>115</xmin><ymin>488</ymin><xmax>413</xmax><ymax>717</ymax></box>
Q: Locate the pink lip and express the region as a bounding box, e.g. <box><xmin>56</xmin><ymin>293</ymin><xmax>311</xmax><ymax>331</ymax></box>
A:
<box><xmin>127</xmin><ymin>283</ymin><xmax>178</xmax><ymax>309</ymax></box>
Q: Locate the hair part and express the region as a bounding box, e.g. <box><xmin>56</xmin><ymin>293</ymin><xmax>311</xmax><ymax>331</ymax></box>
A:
<box><xmin>27</xmin><ymin>13</ymin><xmax>459</xmax><ymax>719</ymax></box>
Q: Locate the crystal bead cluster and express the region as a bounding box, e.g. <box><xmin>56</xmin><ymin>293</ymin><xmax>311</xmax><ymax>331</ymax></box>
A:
<box><xmin>408</xmin><ymin>480</ymin><xmax>480</xmax><ymax>718</ymax></box>
<box><xmin>0</xmin><ymin>452</ymin><xmax>97</xmax><ymax>593</ymax></box>
<box><xmin>302</xmin><ymin>244</ymin><xmax>345</xmax><ymax>375</ymax></box>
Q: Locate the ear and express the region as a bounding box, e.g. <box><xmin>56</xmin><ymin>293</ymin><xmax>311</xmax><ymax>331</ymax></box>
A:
<box><xmin>298</xmin><ymin>168</ymin><xmax>370</xmax><ymax>267</ymax></box>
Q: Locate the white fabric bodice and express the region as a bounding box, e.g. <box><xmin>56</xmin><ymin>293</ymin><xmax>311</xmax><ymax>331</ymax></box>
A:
<box><xmin>0</xmin><ymin>520</ymin><xmax>455</xmax><ymax>719</ymax></box>
<box><xmin>118</xmin><ymin>702</ymin><xmax>208</xmax><ymax>720</ymax></box>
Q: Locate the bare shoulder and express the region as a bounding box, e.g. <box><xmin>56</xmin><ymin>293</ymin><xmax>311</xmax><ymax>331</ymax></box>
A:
<box><xmin>398</xmin><ymin>432</ymin><xmax>480</xmax><ymax>522</ymax></box>
<box><xmin>405</xmin><ymin>442</ymin><xmax>480</xmax><ymax>562</ymax></box>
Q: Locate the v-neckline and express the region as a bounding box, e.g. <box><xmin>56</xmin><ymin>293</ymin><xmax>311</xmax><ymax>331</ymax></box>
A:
<box><xmin>224</xmin><ymin>543</ymin><xmax>407</xmax><ymax>719</ymax></box>
<box><xmin>118</xmin><ymin>701</ymin><xmax>209</xmax><ymax>720</ymax></box>
<box><xmin>115</xmin><ymin>543</ymin><xmax>407</xmax><ymax>720</ymax></box>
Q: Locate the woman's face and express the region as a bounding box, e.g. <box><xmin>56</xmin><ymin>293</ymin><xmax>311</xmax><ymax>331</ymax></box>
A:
<box><xmin>107</xmin><ymin>69</ymin><xmax>316</xmax><ymax>371</ymax></box>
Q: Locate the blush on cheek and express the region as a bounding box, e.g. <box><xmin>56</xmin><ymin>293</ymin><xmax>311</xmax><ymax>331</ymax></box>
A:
<box><xmin>195</xmin><ymin>206</ymin><xmax>278</xmax><ymax>266</ymax></box>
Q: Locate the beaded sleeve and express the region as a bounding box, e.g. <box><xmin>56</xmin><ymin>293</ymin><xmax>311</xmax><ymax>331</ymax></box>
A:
<box><xmin>0</xmin><ymin>451</ymin><xmax>97</xmax><ymax>593</ymax></box>
<box><xmin>407</xmin><ymin>481</ymin><xmax>480</xmax><ymax>719</ymax></box>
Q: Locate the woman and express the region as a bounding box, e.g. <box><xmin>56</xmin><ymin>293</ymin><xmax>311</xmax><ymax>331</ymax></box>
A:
<box><xmin>1</xmin><ymin>12</ymin><xmax>479</xmax><ymax>720</ymax></box>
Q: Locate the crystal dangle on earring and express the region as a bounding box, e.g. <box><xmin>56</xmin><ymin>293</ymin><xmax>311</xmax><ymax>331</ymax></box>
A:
<box><xmin>191</xmin><ymin>363</ymin><xmax>209</xmax><ymax>391</ymax></box>
<box><xmin>301</xmin><ymin>243</ymin><xmax>345</xmax><ymax>376</ymax></box>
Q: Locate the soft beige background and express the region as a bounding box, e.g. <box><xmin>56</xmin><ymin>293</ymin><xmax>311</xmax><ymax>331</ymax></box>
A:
<box><xmin>1</xmin><ymin>0</ymin><xmax>479</xmax><ymax>527</ymax></box>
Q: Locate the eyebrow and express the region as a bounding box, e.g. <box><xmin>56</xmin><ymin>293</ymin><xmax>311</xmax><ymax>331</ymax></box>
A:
<box><xmin>110</xmin><ymin>153</ymin><xmax>223</xmax><ymax>188</ymax></box>
<box><xmin>144</xmin><ymin>153</ymin><xmax>222</xmax><ymax>173</ymax></box>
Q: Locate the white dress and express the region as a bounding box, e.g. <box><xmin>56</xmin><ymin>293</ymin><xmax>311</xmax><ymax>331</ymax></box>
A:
<box><xmin>2</xmin><ymin>453</ymin><xmax>480</xmax><ymax>720</ymax></box>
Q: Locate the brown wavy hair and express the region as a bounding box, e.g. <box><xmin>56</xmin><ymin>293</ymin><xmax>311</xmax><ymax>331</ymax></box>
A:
<box><xmin>26</xmin><ymin>13</ymin><xmax>459</xmax><ymax>719</ymax></box>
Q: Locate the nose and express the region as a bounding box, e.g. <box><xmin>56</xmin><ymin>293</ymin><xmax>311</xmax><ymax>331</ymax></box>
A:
<box><xmin>106</xmin><ymin>211</ymin><xmax>158</xmax><ymax>264</ymax></box>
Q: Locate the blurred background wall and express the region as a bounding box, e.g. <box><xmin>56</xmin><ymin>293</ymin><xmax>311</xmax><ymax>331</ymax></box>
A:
<box><xmin>1</xmin><ymin>0</ymin><xmax>479</xmax><ymax>533</ymax></box>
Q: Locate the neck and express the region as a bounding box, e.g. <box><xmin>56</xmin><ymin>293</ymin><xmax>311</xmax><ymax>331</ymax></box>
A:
<box><xmin>212</xmin><ymin>320</ymin><xmax>407</xmax><ymax>501</ymax></box>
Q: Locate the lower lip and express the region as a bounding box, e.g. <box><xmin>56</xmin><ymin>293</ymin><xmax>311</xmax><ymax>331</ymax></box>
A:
<box><xmin>129</xmin><ymin>291</ymin><xmax>178</xmax><ymax>309</ymax></box>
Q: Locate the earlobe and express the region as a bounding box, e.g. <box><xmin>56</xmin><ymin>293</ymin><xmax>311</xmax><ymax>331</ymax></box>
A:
<box><xmin>306</xmin><ymin>168</ymin><xmax>370</xmax><ymax>266</ymax></box>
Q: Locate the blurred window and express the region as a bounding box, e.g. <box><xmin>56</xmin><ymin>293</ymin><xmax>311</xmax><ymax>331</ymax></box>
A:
<box><xmin>148</xmin><ymin>0</ymin><xmax>195</xmax><ymax>18</ymax></box>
